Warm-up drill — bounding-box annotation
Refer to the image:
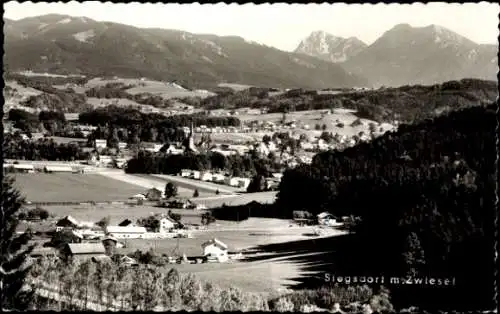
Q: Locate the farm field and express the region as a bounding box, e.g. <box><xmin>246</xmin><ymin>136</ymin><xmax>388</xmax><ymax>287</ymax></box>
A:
<box><xmin>194</xmin><ymin>131</ymin><xmax>271</xmax><ymax>144</ymax></box>
<box><xmin>86</xmin><ymin>97</ymin><xmax>146</xmax><ymax>108</ymax></box>
<box><xmin>99</xmin><ymin>171</ymin><xmax>213</xmax><ymax>197</ymax></box>
<box><xmin>12</xmin><ymin>173</ymin><xmax>144</xmax><ymax>203</ymax></box>
<box><xmin>83</xmin><ymin>77</ymin><xmax>215</xmax><ymax>99</ymax></box>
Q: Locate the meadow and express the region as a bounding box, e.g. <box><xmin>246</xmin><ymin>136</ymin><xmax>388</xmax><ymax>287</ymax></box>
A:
<box><xmin>12</xmin><ymin>173</ymin><xmax>144</xmax><ymax>203</ymax></box>
<box><xmin>195</xmin><ymin>191</ymin><xmax>278</xmax><ymax>208</ymax></box>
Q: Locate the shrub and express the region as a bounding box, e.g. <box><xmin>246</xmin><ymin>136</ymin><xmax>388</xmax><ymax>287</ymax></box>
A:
<box><xmin>273</xmin><ymin>297</ymin><xmax>295</xmax><ymax>312</ymax></box>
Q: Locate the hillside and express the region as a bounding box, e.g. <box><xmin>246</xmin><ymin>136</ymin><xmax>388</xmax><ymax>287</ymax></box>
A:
<box><xmin>197</xmin><ymin>78</ymin><xmax>498</xmax><ymax>123</ymax></box>
<box><xmin>276</xmin><ymin>103</ymin><xmax>497</xmax><ymax>310</ymax></box>
<box><xmin>340</xmin><ymin>24</ymin><xmax>498</xmax><ymax>87</ymax></box>
<box><xmin>3</xmin><ymin>14</ymin><xmax>368</xmax><ymax>90</ymax></box>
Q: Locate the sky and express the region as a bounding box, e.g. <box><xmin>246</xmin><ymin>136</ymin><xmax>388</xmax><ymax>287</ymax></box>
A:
<box><xmin>3</xmin><ymin>2</ymin><xmax>499</xmax><ymax>51</ymax></box>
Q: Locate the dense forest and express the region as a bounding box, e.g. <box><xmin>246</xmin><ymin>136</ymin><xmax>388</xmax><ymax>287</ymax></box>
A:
<box><xmin>78</xmin><ymin>106</ymin><xmax>240</xmax><ymax>128</ymax></box>
<box><xmin>275</xmin><ymin>103</ymin><xmax>496</xmax><ymax>310</ymax></box>
<box><xmin>125</xmin><ymin>151</ymin><xmax>281</xmax><ymax>177</ymax></box>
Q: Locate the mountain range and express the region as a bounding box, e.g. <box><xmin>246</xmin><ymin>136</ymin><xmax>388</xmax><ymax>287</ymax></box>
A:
<box><xmin>295</xmin><ymin>24</ymin><xmax>497</xmax><ymax>87</ymax></box>
<box><xmin>3</xmin><ymin>14</ymin><xmax>498</xmax><ymax>89</ymax></box>
<box><xmin>2</xmin><ymin>14</ymin><xmax>366</xmax><ymax>90</ymax></box>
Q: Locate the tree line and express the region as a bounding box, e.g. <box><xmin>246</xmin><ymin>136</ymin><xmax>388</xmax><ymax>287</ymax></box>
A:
<box><xmin>125</xmin><ymin>151</ymin><xmax>281</xmax><ymax>178</ymax></box>
<box><xmin>4</xmin><ymin>133</ymin><xmax>88</xmax><ymax>161</ymax></box>
<box><xmin>275</xmin><ymin>103</ymin><xmax>496</xmax><ymax>310</ymax></box>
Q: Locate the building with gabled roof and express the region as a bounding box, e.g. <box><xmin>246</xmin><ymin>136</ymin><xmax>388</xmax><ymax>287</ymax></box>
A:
<box><xmin>202</xmin><ymin>238</ymin><xmax>229</xmax><ymax>262</ymax></box>
<box><xmin>61</xmin><ymin>242</ymin><xmax>107</xmax><ymax>262</ymax></box>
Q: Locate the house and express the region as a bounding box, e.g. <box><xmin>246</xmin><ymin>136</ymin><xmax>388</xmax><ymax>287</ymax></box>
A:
<box><xmin>317</xmin><ymin>212</ymin><xmax>336</xmax><ymax>225</ymax></box>
<box><xmin>211</xmin><ymin>173</ymin><xmax>225</xmax><ymax>183</ymax></box>
<box><xmin>145</xmin><ymin>187</ymin><xmax>163</xmax><ymax>201</ymax></box>
<box><xmin>130</xmin><ymin>193</ymin><xmax>147</xmax><ymax>201</ymax></box>
<box><xmin>165</xmin><ymin>144</ymin><xmax>184</xmax><ymax>155</ymax></box>
<box><xmin>30</xmin><ymin>247</ymin><xmax>59</xmax><ymax>259</ymax></box>
<box><xmin>61</xmin><ymin>243</ymin><xmax>107</xmax><ymax>262</ymax></box>
<box><xmin>44</xmin><ymin>165</ymin><xmax>75</xmax><ymax>173</ymax></box>
<box><xmin>56</xmin><ymin>215</ymin><xmax>80</xmax><ymax>231</ymax></box>
<box><xmin>120</xmin><ymin>255</ymin><xmax>139</xmax><ymax>267</ymax></box>
<box><xmin>95</xmin><ymin>139</ymin><xmax>107</xmax><ymax>149</ymax></box>
<box><xmin>64</xmin><ymin>113</ymin><xmax>79</xmax><ymax>121</ymax></box>
<box><xmin>202</xmin><ymin>238</ymin><xmax>229</xmax><ymax>263</ymax></box>
<box><xmin>191</xmin><ymin>171</ymin><xmax>201</xmax><ymax>180</ymax></box>
<box><xmin>225</xmin><ymin>177</ymin><xmax>250</xmax><ymax>189</ymax></box>
<box><xmin>141</xmin><ymin>142</ymin><xmax>163</xmax><ymax>153</ymax></box>
<box><xmin>118</xmin><ymin>142</ymin><xmax>128</xmax><ymax>150</ymax></box>
<box><xmin>201</xmin><ymin>171</ymin><xmax>213</xmax><ymax>182</ymax></box>
<box><xmin>158</xmin><ymin>216</ymin><xmax>177</xmax><ymax>233</ymax></box>
<box><xmin>105</xmin><ymin>226</ymin><xmax>147</xmax><ymax>239</ymax></box>
<box><xmin>180</xmin><ymin>169</ymin><xmax>192</xmax><ymax>177</ymax></box>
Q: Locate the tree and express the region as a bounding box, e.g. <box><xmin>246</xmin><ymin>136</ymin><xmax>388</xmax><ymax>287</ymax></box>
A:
<box><xmin>215</xmin><ymin>189</ymin><xmax>220</xmax><ymax>195</ymax></box>
<box><xmin>164</xmin><ymin>182</ymin><xmax>178</xmax><ymax>199</ymax></box>
<box><xmin>201</xmin><ymin>212</ymin><xmax>216</xmax><ymax>226</ymax></box>
<box><xmin>193</xmin><ymin>189</ymin><xmax>199</xmax><ymax>198</ymax></box>
<box><xmin>321</xmin><ymin>124</ymin><xmax>327</xmax><ymax>131</ymax></box>
<box><xmin>1</xmin><ymin>176</ymin><xmax>36</xmax><ymax>311</ymax></box>
<box><xmin>247</xmin><ymin>175</ymin><xmax>266</xmax><ymax>193</ymax></box>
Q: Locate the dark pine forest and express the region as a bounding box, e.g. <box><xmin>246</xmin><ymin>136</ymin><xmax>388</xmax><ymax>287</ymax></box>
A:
<box><xmin>271</xmin><ymin>103</ymin><xmax>497</xmax><ymax>311</ymax></box>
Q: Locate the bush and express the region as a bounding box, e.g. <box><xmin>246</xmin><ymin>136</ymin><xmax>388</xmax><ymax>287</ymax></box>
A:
<box><xmin>273</xmin><ymin>297</ymin><xmax>295</xmax><ymax>311</ymax></box>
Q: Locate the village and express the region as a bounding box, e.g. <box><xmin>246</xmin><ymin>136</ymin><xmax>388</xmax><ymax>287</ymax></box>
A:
<box><xmin>20</xmin><ymin>201</ymin><xmax>345</xmax><ymax>269</ymax></box>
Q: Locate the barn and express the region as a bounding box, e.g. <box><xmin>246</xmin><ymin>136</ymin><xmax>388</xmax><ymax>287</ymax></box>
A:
<box><xmin>61</xmin><ymin>243</ymin><xmax>107</xmax><ymax>262</ymax></box>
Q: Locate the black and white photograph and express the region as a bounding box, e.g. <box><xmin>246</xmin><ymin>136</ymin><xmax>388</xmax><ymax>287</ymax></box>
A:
<box><xmin>1</xmin><ymin>1</ymin><xmax>498</xmax><ymax>312</ymax></box>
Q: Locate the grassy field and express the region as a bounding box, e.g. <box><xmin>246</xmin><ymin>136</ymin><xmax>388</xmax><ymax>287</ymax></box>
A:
<box><xmin>195</xmin><ymin>192</ymin><xmax>278</xmax><ymax>208</ymax></box>
<box><xmin>217</xmin><ymin>83</ymin><xmax>253</xmax><ymax>91</ymax></box>
<box><xmin>86</xmin><ymin>97</ymin><xmax>146</xmax><ymax>108</ymax></box>
<box><xmin>82</xmin><ymin>77</ymin><xmax>215</xmax><ymax>99</ymax></box>
<box><xmin>13</xmin><ymin>173</ymin><xmax>144</xmax><ymax>203</ymax></box>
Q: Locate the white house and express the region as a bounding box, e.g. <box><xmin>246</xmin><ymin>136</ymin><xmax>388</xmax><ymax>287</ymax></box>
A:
<box><xmin>180</xmin><ymin>169</ymin><xmax>192</xmax><ymax>177</ymax></box>
<box><xmin>191</xmin><ymin>171</ymin><xmax>201</xmax><ymax>180</ymax></box>
<box><xmin>158</xmin><ymin>216</ymin><xmax>177</xmax><ymax>233</ymax></box>
<box><xmin>211</xmin><ymin>173</ymin><xmax>225</xmax><ymax>183</ymax></box>
<box><xmin>95</xmin><ymin>139</ymin><xmax>107</xmax><ymax>149</ymax></box>
<box><xmin>118</xmin><ymin>142</ymin><xmax>128</xmax><ymax>150</ymax></box>
<box><xmin>200</xmin><ymin>171</ymin><xmax>213</xmax><ymax>182</ymax></box>
<box><xmin>317</xmin><ymin>212</ymin><xmax>340</xmax><ymax>226</ymax></box>
<box><xmin>225</xmin><ymin>177</ymin><xmax>240</xmax><ymax>187</ymax></box>
<box><xmin>105</xmin><ymin>226</ymin><xmax>147</xmax><ymax>239</ymax></box>
<box><xmin>202</xmin><ymin>238</ymin><xmax>229</xmax><ymax>263</ymax></box>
